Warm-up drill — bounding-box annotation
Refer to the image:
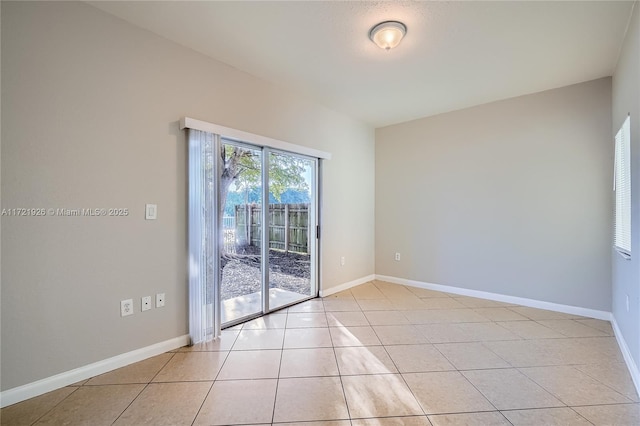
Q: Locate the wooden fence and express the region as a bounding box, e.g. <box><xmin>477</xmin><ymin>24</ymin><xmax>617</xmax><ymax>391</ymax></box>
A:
<box><xmin>234</xmin><ymin>203</ymin><xmax>310</xmax><ymax>254</ymax></box>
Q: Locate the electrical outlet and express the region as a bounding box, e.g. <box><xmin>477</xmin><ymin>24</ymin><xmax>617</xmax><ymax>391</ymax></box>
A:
<box><xmin>395</xmin><ymin>252</ymin><xmax>401</xmax><ymax>261</ymax></box>
<box><xmin>156</xmin><ymin>293</ymin><xmax>165</xmax><ymax>308</ymax></box>
<box><xmin>141</xmin><ymin>296</ymin><xmax>152</xmax><ymax>312</ymax></box>
<box><xmin>121</xmin><ymin>299</ymin><xmax>134</xmax><ymax>317</ymax></box>
<box><xmin>340</xmin><ymin>256</ymin><xmax>345</xmax><ymax>266</ymax></box>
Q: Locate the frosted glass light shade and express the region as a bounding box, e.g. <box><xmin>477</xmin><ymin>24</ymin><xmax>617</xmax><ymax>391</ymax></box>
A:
<box><xmin>369</xmin><ymin>21</ymin><xmax>407</xmax><ymax>50</ymax></box>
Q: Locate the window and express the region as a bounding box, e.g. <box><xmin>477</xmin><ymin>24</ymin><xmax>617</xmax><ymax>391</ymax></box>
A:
<box><xmin>614</xmin><ymin>115</ymin><xmax>631</xmax><ymax>257</ymax></box>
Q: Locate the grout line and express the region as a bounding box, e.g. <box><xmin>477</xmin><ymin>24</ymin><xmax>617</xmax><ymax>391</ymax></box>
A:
<box><xmin>190</xmin><ymin>381</ymin><xmax>215</xmax><ymax>426</ymax></box>
<box><xmin>109</xmin><ymin>382</ymin><xmax>148</xmax><ymax>425</ymax></box>
<box><xmin>28</xmin><ymin>386</ymin><xmax>81</xmax><ymax>425</ymax></box>
<box><xmin>269</xmin><ymin>308</ymin><xmax>289</xmax><ymax>423</ymax></box>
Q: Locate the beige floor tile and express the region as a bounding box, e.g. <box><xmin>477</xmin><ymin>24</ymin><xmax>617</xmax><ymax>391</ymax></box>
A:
<box><xmin>351</xmin><ymin>416</ymin><xmax>431</xmax><ymax>425</ymax></box>
<box><xmin>114</xmin><ymin>382</ymin><xmax>211</xmax><ymax>426</ymax></box>
<box><xmin>455</xmin><ymin>322</ymin><xmax>521</xmax><ymax>341</ymax></box>
<box><xmin>574</xmin><ymin>362</ymin><xmax>639</xmax><ymax>401</ymax></box>
<box><xmin>152</xmin><ymin>352</ymin><xmax>227</xmax><ymax>382</ymax></box>
<box><xmin>389</xmin><ymin>298</ymin><xmax>431</xmax><ymax>311</ymax></box>
<box><xmin>324</xmin><ymin>290</ymin><xmax>356</xmax><ymax>300</ymax></box>
<box><xmin>326</xmin><ymin>311</ymin><xmax>370</xmax><ymax>327</ymax></box>
<box><xmin>288</xmin><ymin>299</ymin><xmax>326</xmax><ymax>312</ymax></box>
<box><xmin>575</xmin><ymin>318</ymin><xmax>614</xmax><ymax>335</ymax></box>
<box><xmin>351</xmin><ymin>284</ymin><xmax>386</xmax><ymax>300</ymax></box>
<box><xmin>34</xmin><ymin>384</ymin><xmax>144</xmax><ymax>426</ymax></box>
<box><xmin>372</xmin><ymin>280</ymin><xmax>397</xmax><ymax>287</ymax></box>
<box><xmin>435</xmin><ymin>342</ymin><xmax>510</xmax><ymax>370</ymax></box>
<box><xmin>365</xmin><ymin>310</ymin><xmax>410</xmax><ymax>325</ymax></box>
<box><xmin>323</xmin><ymin>299</ymin><xmax>362</xmax><ymax>312</ymax></box>
<box><xmin>483</xmin><ymin>339</ymin><xmax>602</xmax><ymax>367</ymax></box>
<box><xmin>342</xmin><ymin>374</ymin><xmax>423</xmax><ymax>418</ymax></box>
<box><xmin>462</xmin><ymin>369</ymin><xmax>563</xmax><ymax>410</ymax></box>
<box><xmin>286</xmin><ymin>312</ymin><xmax>328</xmax><ymax>328</ymax></box>
<box><xmin>520</xmin><ymin>365</ymin><xmax>632</xmax><ymax>405</ymax></box>
<box><xmin>217</xmin><ymin>349</ymin><xmax>281</xmax><ymax>379</ymax></box>
<box><xmin>273</xmin><ymin>377</ymin><xmax>349</xmax><ymax>423</ymax></box>
<box><xmin>573</xmin><ymin>403</ymin><xmax>640</xmax><ymax>425</ymax></box>
<box><xmin>502</xmin><ymin>407</ymin><xmax>592</xmax><ymax>425</ymax></box>
<box><xmin>279</xmin><ymin>348</ymin><xmax>339</xmax><ymax>377</ymax></box>
<box><xmin>329</xmin><ymin>326</ymin><xmax>382</xmax><ymax>346</ymax></box>
<box><xmin>1</xmin><ymin>387</ymin><xmax>76</xmax><ymax>426</ymax></box>
<box><xmin>404</xmin><ymin>371</ymin><xmax>494</xmax><ymax>414</ymax></box>
<box><xmin>232</xmin><ymin>328</ymin><xmax>285</xmax><ymax>350</ymax></box>
<box><xmin>377</xmin><ymin>285</ymin><xmax>419</xmax><ymax>300</ymax></box>
<box><xmin>373</xmin><ymin>325</ymin><xmax>429</xmax><ymax>345</ymax></box>
<box><xmin>405</xmin><ymin>287</ymin><xmax>452</xmax><ymax>298</ymax></box>
<box><xmin>536</xmin><ymin>319</ymin><xmax>609</xmax><ymax>337</ymax></box>
<box><xmin>420</xmin><ymin>298</ymin><xmax>467</xmax><ymax>309</ymax></box>
<box><xmin>417</xmin><ymin>323</ymin><xmax>519</xmax><ymax>343</ymax></box>
<box><xmin>335</xmin><ymin>346</ymin><xmax>398</xmax><ymax>375</ymax></box>
<box><xmin>194</xmin><ymin>379</ymin><xmax>277</xmax><ymax>425</ymax></box>
<box><xmin>404</xmin><ymin>309</ymin><xmax>489</xmax><ymax>324</ymax></box>
<box><xmin>357</xmin><ymin>299</ymin><xmax>396</xmax><ymax>311</ymax></box>
<box><xmin>68</xmin><ymin>379</ymin><xmax>89</xmax><ymax>386</ymax></box>
<box><xmin>243</xmin><ymin>313</ymin><xmax>287</xmax><ymax>329</ymax></box>
<box><xmin>417</xmin><ymin>324</ymin><xmax>469</xmax><ymax>343</ymax></box>
<box><xmin>507</xmin><ymin>307</ymin><xmax>581</xmax><ymax>320</ymax></box>
<box><xmin>428</xmin><ymin>411</ymin><xmax>511</xmax><ymax>425</ymax></box>
<box><xmin>575</xmin><ymin>337</ymin><xmax>626</xmax><ymax>363</ymax></box>
<box><xmin>453</xmin><ymin>296</ymin><xmax>512</xmax><ymax>308</ymax></box>
<box><xmin>284</xmin><ymin>327</ymin><xmax>333</xmax><ymax>348</ymax></box>
<box><xmin>179</xmin><ymin>330</ymin><xmax>239</xmax><ymax>351</ymax></box>
<box><xmin>473</xmin><ymin>308</ymin><xmax>529</xmax><ymax>321</ymax></box>
<box><xmin>385</xmin><ymin>344</ymin><xmax>454</xmax><ymax>373</ymax></box>
<box><xmin>85</xmin><ymin>353</ymin><xmax>173</xmax><ymax>385</ymax></box>
<box><xmin>496</xmin><ymin>321</ymin><xmax>565</xmax><ymax>339</ymax></box>
<box><xmin>278</xmin><ymin>422</ymin><xmax>351</xmax><ymax>426</ymax></box>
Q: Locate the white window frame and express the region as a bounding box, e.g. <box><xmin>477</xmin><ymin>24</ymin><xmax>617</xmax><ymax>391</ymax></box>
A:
<box><xmin>614</xmin><ymin>115</ymin><xmax>631</xmax><ymax>258</ymax></box>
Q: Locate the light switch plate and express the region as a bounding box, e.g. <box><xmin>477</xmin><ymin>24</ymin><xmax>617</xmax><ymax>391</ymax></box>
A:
<box><xmin>145</xmin><ymin>204</ymin><xmax>157</xmax><ymax>220</ymax></box>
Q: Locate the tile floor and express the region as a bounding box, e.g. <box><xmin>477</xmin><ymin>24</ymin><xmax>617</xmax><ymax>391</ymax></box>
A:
<box><xmin>2</xmin><ymin>280</ymin><xmax>639</xmax><ymax>425</ymax></box>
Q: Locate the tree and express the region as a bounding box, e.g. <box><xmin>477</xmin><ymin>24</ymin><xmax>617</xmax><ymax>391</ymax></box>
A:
<box><xmin>219</xmin><ymin>145</ymin><xmax>310</xmax><ymax>252</ymax></box>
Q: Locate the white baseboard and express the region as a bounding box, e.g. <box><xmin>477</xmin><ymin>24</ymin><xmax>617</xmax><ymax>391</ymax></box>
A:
<box><xmin>320</xmin><ymin>274</ymin><xmax>375</xmax><ymax>297</ymax></box>
<box><xmin>611</xmin><ymin>317</ymin><xmax>640</xmax><ymax>397</ymax></box>
<box><xmin>0</xmin><ymin>334</ymin><xmax>189</xmax><ymax>408</ymax></box>
<box><xmin>375</xmin><ymin>275</ymin><xmax>611</xmax><ymax>321</ymax></box>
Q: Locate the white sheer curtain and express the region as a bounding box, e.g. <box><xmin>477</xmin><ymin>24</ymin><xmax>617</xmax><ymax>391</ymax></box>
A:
<box><xmin>188</xmin><ymin>129</ymin><xmax>221</xmax><ymax>344</ymax></box>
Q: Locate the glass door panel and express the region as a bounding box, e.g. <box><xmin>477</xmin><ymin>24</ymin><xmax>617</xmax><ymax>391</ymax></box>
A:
<box><xmin>220</xmin><ymin>142</ymin><xmax>263</xmax><ymax>325</ymax></box>
<box><xmin>268</xmin><ymin>151</ymin><xmax>317</xmax><ymax>310</ymax></box>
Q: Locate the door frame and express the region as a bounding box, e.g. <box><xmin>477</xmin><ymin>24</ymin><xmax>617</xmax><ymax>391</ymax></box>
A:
<box><xmin>220</xmin><ymin>141</ymin><xmax>320</xmax><ymax>329</ymax></box>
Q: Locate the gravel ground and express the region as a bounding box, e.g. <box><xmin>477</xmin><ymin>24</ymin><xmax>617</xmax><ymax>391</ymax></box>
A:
<box><xmin>221</xmin><ymin>248</ymin><xmax>311</xmax><ymax>299</ymax></box>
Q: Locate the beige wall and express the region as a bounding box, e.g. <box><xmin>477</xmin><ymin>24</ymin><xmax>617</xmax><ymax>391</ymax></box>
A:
<box><xmin>612</xmin><ymin>2</ymin><xmax>640</xmax><ymax>370</ymax></box>
<box><xmin>1</xmin><ymin>1</ymin><xmax>374</xmax><ymax>390</ymax></box>
<box><xmin>376</xmin><ymin>78</ymin><xmax>613</xmax><ymax>311</ymax></box>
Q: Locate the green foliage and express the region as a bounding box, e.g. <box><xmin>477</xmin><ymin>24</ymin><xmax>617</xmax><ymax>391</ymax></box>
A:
<box><xmin>222</xmin><ymin>144</ymin><xmax>310</xmax><ymax>202</ymax></box>
<box><xmin>268</xmin><ymin>152</ymin><xmax>308</xmax><ymax>201</ymax></box>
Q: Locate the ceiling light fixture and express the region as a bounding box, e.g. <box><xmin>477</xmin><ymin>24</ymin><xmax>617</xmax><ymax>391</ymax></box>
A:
<box><xmin>369</xmin><ymin>21</ymin><xmax>407</xmax><ymax>51</ymax></box>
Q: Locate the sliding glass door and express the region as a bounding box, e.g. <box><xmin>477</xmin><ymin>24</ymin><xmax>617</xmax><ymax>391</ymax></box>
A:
<box><xmin>219</xmin><ymin>142</ymin><xmax>264</xmax><ymax>324</ymax></box>
<box><xmin>219</xmin><ymin>140</ymin><xmax>318</xmax><ymax>327</ymax></box>
<box><xmin>268</xmin><ymin>151</ymin><xmax>317</xmax><ymax>310</ymax></box>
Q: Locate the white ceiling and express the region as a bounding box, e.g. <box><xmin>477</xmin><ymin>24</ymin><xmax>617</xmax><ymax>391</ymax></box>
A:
<box><xmin>90</xmin><ymin>1</ymin><xmax>633</xmax><ymax>128</ymax></box>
